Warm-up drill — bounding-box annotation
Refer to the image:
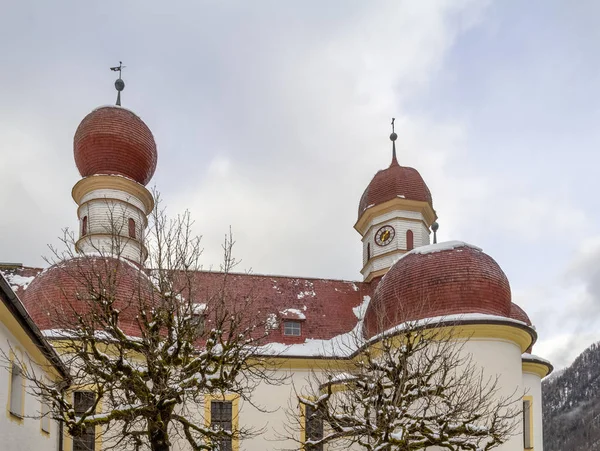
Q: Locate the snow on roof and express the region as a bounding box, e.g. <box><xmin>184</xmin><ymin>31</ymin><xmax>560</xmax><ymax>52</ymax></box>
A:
<box><xmin>280</xmin><ymin>308</ymin><xmax>307</xmax><ymax>320</ymax></box>
<box><xmin>410</xmin><ymin>240</ymin><xmax>482</xmax><ymax>256</ymax></box>
<box><xmin>4</xmin><ymin>273</ymin><xmax>35</xmax><ymax>292</ymax></box>
<box><xmin>256</xmin><ymin>312</ymin><xmax>532</xmax><ymax>358</ymax></box>
<box><xmin>522</xmin><ymin>353</ymin><xmax>552</xmax><ymax>366</ymax></box>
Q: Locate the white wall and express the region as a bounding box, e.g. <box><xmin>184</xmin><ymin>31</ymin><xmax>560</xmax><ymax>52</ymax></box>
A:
<box><xmin>523</xmin><ymin>371</ymin><xmax>544</xmax><ymax>450</ymax></box>
<box><xmin>361</xmin><ymin>210</ymin><xmax>431</xmax><ymax>277</ymax></box>
<box><xmin>0</xmin><ymin>321</ymin><xmax>60</xmax><ymax>451</ymax></box>
<box><xmin>235</xmin><ymin>338</ymin><xmax>525</xmax><ymax>451</ymax></box>
<box><xmin>77</xmin><ymin>191</ymin><xmax>148</xmax><ymax>263</ymax></box>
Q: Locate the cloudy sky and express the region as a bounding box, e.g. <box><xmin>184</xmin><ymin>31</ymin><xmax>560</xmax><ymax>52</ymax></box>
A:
<box><xmin>1</xmin><ymin>0</ymin><xmax>599</xmax><ymax>369</ymax></box>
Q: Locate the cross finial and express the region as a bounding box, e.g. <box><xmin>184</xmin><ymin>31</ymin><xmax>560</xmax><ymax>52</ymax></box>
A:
<box><xmin>110</xmin><ymin>61</ymin><xmax>126</xmax><ymax>106</ymax></box>
<box><xmin>390</xmin><ymin>117</ymin><xmax>398</xmax><ymax>164</ymax></box>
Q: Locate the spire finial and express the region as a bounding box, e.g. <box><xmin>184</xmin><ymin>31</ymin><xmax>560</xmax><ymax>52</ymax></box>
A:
<box><xmin>390</xmin><ymin>117</ymin><xmax>398</xmax><ymax>164</ymax></box>
<box><xmin>110</xmin><ymin>61</ymin><xmax>126</xmax><ymax>106</ymax></box>
<box><xmin>431</xmin><ymin>221</ymin><xmax>439</xmax><ymax>244</ymax></box>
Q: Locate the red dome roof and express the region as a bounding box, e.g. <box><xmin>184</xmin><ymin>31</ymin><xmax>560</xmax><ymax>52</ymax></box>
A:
<box><xmin>363</xmin><ymin>241</ymin><xmax>512</xmax><ymax>338</ymax></box>
<box><xmin>358</xmin><ymin>156</ymin><xmax>432</xmax><ymax>219</ymax></box>
<box><xmin>74</xmin><ymin>106</ymin><xmax>157</xmax><ymax>185</ymax></box>
<box><xmin>509</xmin><ymin>303</ymin><xmax>532</xmax><ymax>326</ymax></box>
<box><xmin>22</xmin><ymin>257</ymin><xmax>152</xmax><ymax>337</ymax></box>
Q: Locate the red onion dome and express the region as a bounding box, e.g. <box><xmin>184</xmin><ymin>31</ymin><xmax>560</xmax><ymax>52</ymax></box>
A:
<box><xmin>74</xmin><ymin>106</ymin><xmax>158</xmax><ymax>185</ymax></box>
<box><xmin>509</xmin><ymin>303</ymin><xmax>532</xmax><ymax>326</ymax></box>
<box><xmin>358</xmin><ymin>156</ymin><xmax>432</xmax><ymax>219</ymax></box>
<box><xmin>363</xmin><ymin>241</ymin><xmax>512</xmax><ymax>338</ymax></box>
<box><xmin>22</xmin><ymin>256</ymin><xmax>153</xmax><ymax>337</ymax></box>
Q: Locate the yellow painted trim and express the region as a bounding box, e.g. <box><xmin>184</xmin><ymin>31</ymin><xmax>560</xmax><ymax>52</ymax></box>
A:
<box><xmin>0</xmin><ymin>300</ymin><xmax>62</xmax><ymax>380</ymax></box>
<box><xmin>363</xmin><ymin>267</ymin><xmax>388</xmax><ymax>283</ymax></box>
<box><xmin>299</xmin><ymin>395</ymin><xmax>319</xmax><ymax>451</ymax></box>
<box><xmin>72</xmin><ymin>175</ymin><xmax>154</xmax><ymax>215</ymax></box>
<box><xmin>204</xmin><ymin>393</ymin><xmax>240</xmax><ymax>451</ymax></box>
<box><xmin>6</xmin><ymin>349</ymin><xmax>26</xmax><ymax>424</ymax></box>
<box><xmin>446</xmin><ymin>324</ymin><xmax>533</xmax><ymax>353</ymax></box>
<box><xmin>522</xmin><ymin>361</ymin><xmax>551</xmax><ymax>378</ymax></box>
<box><xmin>355</xmin><ymin>198</ymin><xmax>437</xmax><ymax>235</ymax></box>
<box><xmin>523</xmin><ymin>395</ymin><xmax>534</xmax><ymax>450</ymax></box>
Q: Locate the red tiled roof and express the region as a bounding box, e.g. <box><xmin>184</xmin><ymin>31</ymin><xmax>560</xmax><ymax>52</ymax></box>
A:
<box><xmin>11</xmin><ymin>262</ymin><xmax>374</xmax><ymax>344</ymax></box>
<box><xmin>358</xmin><ymin>156</ymin><xmax>432</xmax><ymax>219</ymax></box>
<box><xmin>510</xmin><ymin>302</ymin><xmax>532</xmax><ymax>325</ymax></box>
<box><xmin>7</xmin><ymin>248</ymin><xmax>532</xmax><ymax>348</ymax></box>
<box><xmin>187</xmin><ymin>272</ymin><xmax>373</xmax><ymax>344</ymax></box>
<box><xmin>363</xmin><ymin>243</ymin><xmax>512</xmax><ymax>338</ymax></box>
<box><xmin>74</xmin><ymin>106</ymin><xmax>158</xmax><ymax>186</ymax></box>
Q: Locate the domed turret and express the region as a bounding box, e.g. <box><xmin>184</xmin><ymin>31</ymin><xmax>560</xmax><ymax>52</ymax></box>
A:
<box><xmin>74</xmin><ymin>106</ymin><xmax>157</xmax><ymax>186</ymax></box>
<box><xmin>363</xmin><ymin>241</ymin><xmax>512</xmax><ymax>338</ymax></box>
<box><xmin>358</xmin><ymin>158</ymin><xmax>432</xmax><ymax>219</ymax></box>
<box><xmin>71</xmin><ymin>105</ymin><xmax>157</xmax><ymax>264</ymax></box>
<box><xmin>355</xmin><ymin>124</ymin><xmax>437</xmax><ymax>282</ymax></box>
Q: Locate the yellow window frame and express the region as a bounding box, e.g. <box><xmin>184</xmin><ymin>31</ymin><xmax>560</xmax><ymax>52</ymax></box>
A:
<box><xmin>204</xmin><ymin>393</ymin><xmax>240</xmax><ymax>451</ymax></box>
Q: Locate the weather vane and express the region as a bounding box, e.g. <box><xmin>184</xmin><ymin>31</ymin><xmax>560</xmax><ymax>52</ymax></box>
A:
<box><xmin>390</xmin><ymin>117</ymin><xmax>398</xmax><ymax>161</ymax></box>
<box><xmin>110</xmin><ymin>61</ymin><xmax>126</xmax><ymax>106</ymax></box>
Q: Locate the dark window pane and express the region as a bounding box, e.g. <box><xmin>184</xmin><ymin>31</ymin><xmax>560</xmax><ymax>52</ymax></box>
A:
<box><xmin>211</xmin><ymin>401</ymin><xmax>233</xmax><ymax>451</ymax></box>
<box><xmin>73</xmin><ymin>391</ymin><xmax>96</xmax><ymax>451</ymax></box>
<box><xmin>523</xmin><ymin>400</ymin><xmax>532</xmax><ymax>448</ymax></box>
<box><xmin>283</xmin><ymin>321</ymin><xmax>301</xmax><ymax>336</ymax></box>
<box><xmin>305</xmin><ymin>405</ymin><xmax>323</xmax><ymax>451</ymax></box>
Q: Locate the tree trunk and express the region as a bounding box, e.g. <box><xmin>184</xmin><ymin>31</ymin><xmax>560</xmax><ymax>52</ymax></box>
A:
<box><xmin>149</xmin><ymin>419</ymin><xmax>170</xmax><ymax>451</ymax></box>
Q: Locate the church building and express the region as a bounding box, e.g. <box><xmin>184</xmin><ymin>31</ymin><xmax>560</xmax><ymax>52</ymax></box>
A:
<box><xmin>0</xmin><ymin>83</ymin><xmax>552</xmax><ymax>451</ymax></box>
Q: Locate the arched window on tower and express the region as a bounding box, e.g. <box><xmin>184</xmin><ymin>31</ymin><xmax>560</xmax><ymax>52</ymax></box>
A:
<box><xmin>81</xmin><ymin>216</ymin><xmax>88</xmax><ymax>237</ymax></box>
<box><xmin>128</xmin><ymin>218</ymin><xmax>136</xmax><ymax>239</ymax></box>
<box><xmin>367</xmin><ymin>242</ymin><xmax>371</xmax><ymax>260</ymax></box>
<box><xmin>406</xmin><ymin>230</ymin><xmax>414</xmax><ymax>251</ymax></box>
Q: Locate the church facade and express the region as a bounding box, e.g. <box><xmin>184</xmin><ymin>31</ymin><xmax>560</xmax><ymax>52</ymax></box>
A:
<box><xmin>0</xmin><ymin>97</ymin><xmax>552</xmax><ymax>451</ymax></box>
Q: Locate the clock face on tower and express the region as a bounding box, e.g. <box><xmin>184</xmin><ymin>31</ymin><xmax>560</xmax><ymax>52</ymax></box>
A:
<box><xmin>375</xmin><ymin>225</ymin><xmax>395</xmax><ymax>246</ymax></box>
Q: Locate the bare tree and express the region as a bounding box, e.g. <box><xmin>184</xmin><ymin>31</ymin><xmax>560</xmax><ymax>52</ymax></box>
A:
<box><xmin>9</xmin><ymin>193</ymin><xmax>282</xmax><ymax>451</ymax></box>
<box><xmin>289</xmin><ymin>320</ymin><xmax>521</xmax><ymax>451</ymax></box>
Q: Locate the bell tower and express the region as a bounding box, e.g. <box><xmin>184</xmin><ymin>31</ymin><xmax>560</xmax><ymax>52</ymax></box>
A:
<box><xmin>71</xmin><ymin>67</ymin><xmax>157</xmax><ymax>264</ymax></box>
<box><xmin>355</xmin><ymin>120</ymin><xmax>437</xmax><ymax>282</ymax></box>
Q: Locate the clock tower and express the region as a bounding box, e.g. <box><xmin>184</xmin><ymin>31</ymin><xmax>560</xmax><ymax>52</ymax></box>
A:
<box><xmin>355</xmin><ymin>125</ymin><xmax>437</xmax><ymax>282</ymax></box>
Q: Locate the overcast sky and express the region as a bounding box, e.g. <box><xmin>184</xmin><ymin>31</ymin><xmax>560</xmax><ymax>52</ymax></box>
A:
<box><xmin>1</xmin><ymin>0</ymin><xmax>599</xmax><ymax>370</ymax></box>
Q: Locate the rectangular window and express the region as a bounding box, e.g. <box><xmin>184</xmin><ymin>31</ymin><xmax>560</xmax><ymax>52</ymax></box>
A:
<box><xmin>211</xmin><ymin>401</ymin><xmax>233</xmax><ymax>451</ymax></box>
<box><xmin>304</xmin><ymin>404</ymin><xmax>323</xmax><ymax>451</ymax></box>
<box><xmin>41</xmin><ymin>400</ymin><xmax>51</xmax><ymax>433</ymax></box>
<box><xmin>73</xmin><ymin>391</ymin><xmax>96</xmax><ymax>451</ymax></box>
<box><xmin>283</xmin><ymin>321</ymin><xmax>301</xmax><ymax>336</ymax></box>
<box><xmin>9</xmin><ymin>362</ymin><xmax>24</xmax><ymax>417</ymax></box>
<box><xmin>523</xmin><ymin>399</ymin><xmax>533</xmax><ymax>449</ymax></box>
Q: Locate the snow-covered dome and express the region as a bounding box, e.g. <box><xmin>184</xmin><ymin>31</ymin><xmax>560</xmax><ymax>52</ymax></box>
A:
<box><xmin>22</xmin><ymin>256</ymin><xmax>153</xmax><ymax>336</ymax></box>
<box><xmin>362</xmin><ymin>241</ymin><xmax>513</xmax><ymax>338</ymax></box>
<box><xmin>74</xmin><ymin>106</ymin><xmax>158</xmax><ymax>185</ymax></box>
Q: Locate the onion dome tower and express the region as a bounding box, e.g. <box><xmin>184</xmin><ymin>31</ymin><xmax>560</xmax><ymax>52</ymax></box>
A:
<box><xmin>355</xmin><ymin>119</ymin><xmax>437</xmax><ymax>282</ymax></box>
<box><xmin>71</xmin><ymin>68</ymin><xmax>157</xmax><ymax>264</ymax></box>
